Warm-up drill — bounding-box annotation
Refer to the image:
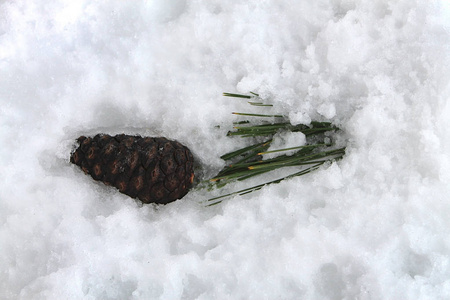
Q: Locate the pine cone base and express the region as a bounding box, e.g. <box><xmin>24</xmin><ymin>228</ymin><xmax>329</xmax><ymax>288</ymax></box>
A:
<box><xmin>70</xmin><ymin>134</ymin><xmax>194</xmax><ymax>204</ymax></box>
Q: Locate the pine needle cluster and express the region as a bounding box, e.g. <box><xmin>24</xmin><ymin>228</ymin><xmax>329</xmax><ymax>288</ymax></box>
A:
<box><xmin>205</xmin><ymin>92</ymin><xmax>345</xmax><ymax>206</ymax></box>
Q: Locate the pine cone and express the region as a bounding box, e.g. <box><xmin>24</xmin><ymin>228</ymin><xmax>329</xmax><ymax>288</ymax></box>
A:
<box><xmin>70</xmin><ymin>134</ymin><xmax>194</xmax><ymax>204</ymax></box>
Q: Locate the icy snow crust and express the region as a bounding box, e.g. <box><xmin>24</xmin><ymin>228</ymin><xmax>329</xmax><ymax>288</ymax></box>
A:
<box><xmin>1</xmin><ymin>0</ymin><xmax>450</xmax><ymax>299</ymax></box>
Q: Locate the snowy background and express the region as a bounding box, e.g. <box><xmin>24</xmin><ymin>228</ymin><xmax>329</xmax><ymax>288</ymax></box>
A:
<box><xmin>1</xmin><ymin>0</ymin><xmax>450</xmax><ymax>299</ymax></box>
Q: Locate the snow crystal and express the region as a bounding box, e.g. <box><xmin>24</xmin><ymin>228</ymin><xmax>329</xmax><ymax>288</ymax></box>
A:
<box><xmin>1</xmin><ymin>0</ymin><xmax>450</xmax><ymax>299</ymax></box>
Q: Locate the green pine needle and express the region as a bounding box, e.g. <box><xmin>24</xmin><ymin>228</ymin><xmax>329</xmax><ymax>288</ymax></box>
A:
<box><xmin>223</xmin><ymin>92</ymin><xmax>253</xmax><ymax>99</ymax></box>
<box><xmin>203</xmin><ymin>92</ymin><xmax>346</xmax><ymax>205</ymax></box>
<box><xmin>223</xmin><ymin>92</ymin><xmax>260</xmax><ymax>98</ymax></box>
<box><xmin>232</xmin><ymin>112</ymin><xmax>284</xmax><ymax>118</ymax></box>
<box><xmin>248</xmin><ymin>102</ymin><xmax>273</xmax><ymax>107</ymax></box>
<box><xmin>258</xmin><ymin>143</ymin><xmax>329</xmax><ymax>155</ymax></box>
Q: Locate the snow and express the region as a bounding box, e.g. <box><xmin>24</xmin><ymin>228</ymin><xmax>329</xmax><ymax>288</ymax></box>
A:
<box><xmin>1</xmin><ymin>0</ymin><xmax>450</xmax><ymax>299</ymax></box>
<box><xmin>263</xmin><ymin>131</ymin><xmax>306</xmax><ymax>159</ymax></box>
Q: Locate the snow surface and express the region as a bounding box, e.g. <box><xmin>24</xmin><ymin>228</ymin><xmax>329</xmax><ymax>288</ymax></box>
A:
<box><xmin>1</xmin><ymin>0</ymin><xmax>450</xmax><ymax>299</ymax></box>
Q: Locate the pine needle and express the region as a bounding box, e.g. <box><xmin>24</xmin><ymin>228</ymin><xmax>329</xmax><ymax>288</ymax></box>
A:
<box><xmin>223</xmin><ymin>92</ymin><xmax>253</xmax><ymax>99</ymax></box>
<box><xmin>232</xmin><ymin>112</ymin><xmax>284</xmax><ymax>118</ymax></box>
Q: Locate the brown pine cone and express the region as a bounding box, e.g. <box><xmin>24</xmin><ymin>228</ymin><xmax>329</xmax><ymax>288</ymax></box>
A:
<box><xmin>70</xmin><ymin>134</ymin><xmax>194</xmax><ymax>204</ymax></box>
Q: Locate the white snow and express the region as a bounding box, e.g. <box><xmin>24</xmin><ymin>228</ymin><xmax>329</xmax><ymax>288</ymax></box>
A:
<box><xmin>263</xmin><ymin>131</ymin><xmax>307</xmax><ymax>159</ymax></box>
<box><xmin>1</xmin><ymin>0</ymin><xmax>450</xmax><ymax>299</ymax></box>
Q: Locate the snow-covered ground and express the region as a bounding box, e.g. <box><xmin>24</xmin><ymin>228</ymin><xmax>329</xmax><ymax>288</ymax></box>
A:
<box><xmin>1</xmin><ymin>0</ymin><xmax>450</xmax><ymax>299</ymax></box>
